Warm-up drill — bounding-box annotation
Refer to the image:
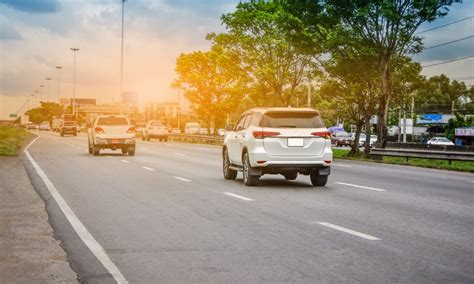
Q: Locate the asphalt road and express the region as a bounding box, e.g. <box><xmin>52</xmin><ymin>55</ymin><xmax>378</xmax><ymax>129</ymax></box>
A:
<box><xmin>26</xmin><ymin>131</ymin><xmax>474</xmax><ymax>283</ymax></box>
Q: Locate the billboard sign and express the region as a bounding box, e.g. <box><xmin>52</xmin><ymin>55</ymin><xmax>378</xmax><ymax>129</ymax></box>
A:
<box><xmin>417</xmin><ymin>114</ymin><xmax>442</xmax><ymax>124</ymax></box>
<box><xmin>455</xmin><ymin>127</ymin><xmax>474</xmax><ymax>137</ymax></box>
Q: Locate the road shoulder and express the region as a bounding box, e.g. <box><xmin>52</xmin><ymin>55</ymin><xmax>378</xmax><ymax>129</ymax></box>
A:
<box><xmin>0</xmin><ymin>155</ymin><xmax>78</xmax><ymax>283</ymax></box>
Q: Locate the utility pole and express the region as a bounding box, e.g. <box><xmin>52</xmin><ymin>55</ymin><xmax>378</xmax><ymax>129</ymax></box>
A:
<box><xmin>71</xmin><ymin>48</ymin><xmax>79</xmax><ymax>115</ymax></box>
<box><xmin>56</xmin><ymin>66</ymin><xmax>62</xmax><ymax>103</ymax></box>
<box><xmin>177</xmin><ymin>90</ymin><xmax>181</xmax><ymax>130</ymax></box>
<box><xmin>120</xmin><ymin>0</ymin><xmax>127</xmax><ymax>104</ymax></box>
<box><xmin>34</xmin><ymin>91</ymin><xmax>39</xmax><ymax>107</ymax></box>
<box><xmin>403</xmin><ymin>102</ymin><xmax>407</xmax><ymax>143</ymax></box>
<box><xmin>45</xmin><ymin>77</ymin><xmax>51</xmax><ymax>102</ymax></box>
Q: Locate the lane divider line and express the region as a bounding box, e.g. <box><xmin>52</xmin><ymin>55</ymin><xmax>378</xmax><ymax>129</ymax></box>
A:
<box><xmin>173</xmin><ymin>153</ymin><xmax>185</xmax><ymax>157</ymax></box>
<box><xmin>120</xmin><ymin>160</ymin><xmax>130</xmax><ymax>163</ymax></box>
<box><xmin>224</xmin><ymin>192</ymin><xmax>254</xmax><ymax>201</ymax></box>
<box><xmin>335</xmin><ymin>182</ymin><xmax>386</xmax><ymax>192</ymax></box>
<box><xmin>142</xmin><ymin>166</ymin><xmax>154</xmax><ymax>171</ymax></box>
<box><xmin>316</xmin><ymin>222</ymin><xmax>381</xmax><ymax>241</ymax></box>
<box><xmin>24</xmin><ymin>137</ymin><xmax>128</xmax><ymax>283</ymax></box>
<box><xmin>333</xmin><ymin>164</ymin><xmax>352</xmax><ymax>168</ymax></box>
<box><xmin>173</xmin><ymin>176</ymin><xmax>190</xmax><ymax>182</ymax></box>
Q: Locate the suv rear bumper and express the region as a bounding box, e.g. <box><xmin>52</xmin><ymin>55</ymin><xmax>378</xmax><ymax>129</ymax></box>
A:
<box><xmin>94</xmin><ymin>138</ymin><xmax>135</xmax><ymax>149</ymax></box>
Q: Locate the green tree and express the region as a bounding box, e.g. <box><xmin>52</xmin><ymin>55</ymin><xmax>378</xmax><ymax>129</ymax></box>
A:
<box><xmin>25</xmin><ymin>102</ymin><xmax>64</xmax><ymax>124</ymax></box>
<box><xmin>213</xmin><ymin>1</ymin><xmax>321</xmax><ymax>107</ymax></box>
<box><xmin>303</xmin><ymin>0</ymin><xmax>458</xmax><ymax>147</ymax></box>
<box><xmin>173</xmin><ymin>44</ymin><xmax>247</xmax><ymax>134</ymax></box>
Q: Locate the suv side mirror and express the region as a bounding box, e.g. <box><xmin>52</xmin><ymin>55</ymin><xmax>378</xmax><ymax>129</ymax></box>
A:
<box><xmin>225</xmin><ymin>124</ymin><xmax>234</xmax><ymax>131</ymax></box>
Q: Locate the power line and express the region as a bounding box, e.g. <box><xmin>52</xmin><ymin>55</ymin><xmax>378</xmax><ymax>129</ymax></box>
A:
<box><xmin>417</xmin><ymin>16</ymin><xmax>474</xmax><ymax>34</ymax></box>
<box><xmin>421</xmin><ymin>55</ymin><xmax>474</xmax><ymax>68</ymax></box>
<box><xmin>424</xmin><ymin>35</ymin><xmax>474</xmax><ymax>50</ymax></box>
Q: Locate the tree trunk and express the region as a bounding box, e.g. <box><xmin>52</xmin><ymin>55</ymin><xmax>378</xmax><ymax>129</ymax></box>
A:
<box><xmin>376</xmin><ymin>55</ymin><xmax>391</xmax><ymax>148</ymax></box>
<box><xmin>349</xmin><ymin>122</ymin><xmax>363</xmax><ymax>156</ymax></box>
<box><xmin>363</xmin><ymin>116</ymin><xmax>371</xmax><ymax>156</ymax></box>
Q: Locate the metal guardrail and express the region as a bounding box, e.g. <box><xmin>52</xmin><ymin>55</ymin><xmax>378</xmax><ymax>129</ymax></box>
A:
<box><xmin>370</xmin><ymin>147</ymin><xmax>474</xmax><ymax>164</ymax></box>
<box><xmin>168</xmin><ymin>134</ymin><xmax>224</xmax><ymax>145</ymax></box>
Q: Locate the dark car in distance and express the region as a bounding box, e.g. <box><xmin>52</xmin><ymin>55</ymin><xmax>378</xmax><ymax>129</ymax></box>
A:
<box><xmin>60</xmin><ymin>121</ymin><xmax>77</xmax><ymax>137</ymax></box>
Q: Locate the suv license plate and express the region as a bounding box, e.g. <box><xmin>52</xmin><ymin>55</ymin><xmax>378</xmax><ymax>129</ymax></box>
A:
<box><xmin>111</xmin><ymin>139</ymin><xmax>120</xmax><ymax>144</ymax></box>
<box><xmin>288</xmin><ymin>138</ymin><xmax>304</xmax><ymax>147</ymax></box>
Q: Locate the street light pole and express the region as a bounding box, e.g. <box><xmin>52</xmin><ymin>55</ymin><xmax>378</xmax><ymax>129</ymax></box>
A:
<box><xmin>45</xmin><ymin>77</ymin><xmax>51</xmax><ymax>102</ymax></box>
<box><xmin>71</xmin><ymin>48</ymin><xmax>79</xmax><ymax>115</ymax></box>
<box><xmin>120</xmin><ymin>0</ymin><xmax>127</xmax><ymax>104</ymax></box>
<box><xmin>34</xmin><ymin>90</ymin><xmax>39</xmax><ymax>107</ymax></box>
<box><xmin>56</xmin><ymin>66</ymin><xmax>62</xmax><ymax>103</ymax></box>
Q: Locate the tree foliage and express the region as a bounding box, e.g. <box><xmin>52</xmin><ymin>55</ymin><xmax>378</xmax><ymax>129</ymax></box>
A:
<box><xmin>25</xmin><ymin>102</ymin><xmax>64</xmax><ymax>124</ymax></box>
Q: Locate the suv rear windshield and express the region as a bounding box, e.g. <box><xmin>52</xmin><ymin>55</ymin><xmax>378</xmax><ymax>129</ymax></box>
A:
<box><xmin>151</xmin><ymin>122</ymin><xmax>163</xmax><ymax>126</ymax></box>
<box><xmin>97</xmin><ymin>116</ymin><xmax>128</xmax><ymax>126</ymax></box>
<box><xmin>64</xmin><ymin>122</ymin><xmax>75</xmax><ymax>126</ymax></box>
<box><xmin>260</xmin><ymin>111</ymin><xmax>324</xmax><ymax>128</ymax></box>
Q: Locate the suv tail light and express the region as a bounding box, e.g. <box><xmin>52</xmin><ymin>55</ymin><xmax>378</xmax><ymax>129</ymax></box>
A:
<box><xmin>95</xmin><ymin>127</ymin><xmax>105</xmax><ymax>134</ymax></box>
<box><xmin>311</xmin><ymin>131</ymin><xmax>331</xmax><ymax>139</ymax></box>
<box><xmin>252</xmin><ymin>131</ymin><xmax>280</xmax><ymax>139</ymax></box>
<box><xmin>127</xmin><ymin>127</ymin><xmax>136</xmax><ymax>133</ymax></box>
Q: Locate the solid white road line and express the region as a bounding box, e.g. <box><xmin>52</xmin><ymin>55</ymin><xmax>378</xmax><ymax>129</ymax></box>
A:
<box><xmin>173</xmin><ymin>153</ymin><xmax>185</xmax><ymax>157</ymax></box>
<box><xmin>173</xmin><ymin>176</ymin><xmax>191</xmax><ymax>182</ymax></box>
<box><xmin>224</xmin><ymin>192</ymin><xmax>254</xmax><ymax>201</ymax></box>
<box><xmin>24</xmin><ymin>138</ymin><xmax>128</xmax><ymax>283</ymax></box>
<box><xmin>333</xmin><ymin>164</ymin><xmax>352</xmax><ymax>168</ymax></box>
<box><xmin>316</xmin><ymin>222</ymin><xmax>381</xmax><ymax>241</ymax></box>
<box><xmin>120</xmin><ymin>160</ymin><xmax>130</xmax><ymax>163</ymax></box>
<box><xmin>335</xmin><ymin>182</ymin><xmax>386</xmax><ymax>192</ymax></box>
<box><xmin>142</xmin><ymin>166</ymin><xmax>154</xmax><ymax>171</ymax></box>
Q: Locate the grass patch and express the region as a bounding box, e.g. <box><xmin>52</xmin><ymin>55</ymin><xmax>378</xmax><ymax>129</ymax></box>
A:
<box><xmin>332</xmin><ymin>148</ymin><xmax>474</xmax><ymax>173</ymax></box>
<box><xmin>0</xmin><ymin>125</ymin><xmax>31</xmax><ymax>156</ymax></box>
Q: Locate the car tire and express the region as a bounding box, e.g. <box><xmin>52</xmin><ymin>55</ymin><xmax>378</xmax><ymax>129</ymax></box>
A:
<box><xmin>164</xmin><ymin>137</ymin><xmax>168</xmax><ymax>142</ymax></box>
<box><xmin>142</xmin><ymin>134</ymin><xmax>145</xmax><ymax>141</ymax></box>
<box><xmin>310</xmin><ymin>171</ymin><xmax>328</xmax><ymax>187</ymax></box>
<box><xmin>146</xmin><ymin>137</ymin><xmax>150</xmax><ymax>141</ymax></box>
<box><xmin>128</xmin><ymin>149</ymin><xmax>135</xmax><ymax>156</ymax></box>
<box><xmin>243</xmin><ymin>152</ymin><xmax>259</xmax><ymax>186</ymax></box>
<box><xmin>223</xmin><ymin>148</ymin><xmax>237</xmax><ymax>180</ymax></box>
<box><xmin>88</xmin><ymin>143</ymin><xmax>93</xmax><ymax>154</ymax></box>
<box><xmin>283</xmin><ymin>172</ymin><xmax>298</xmax><ymax>180</ymax></box>
<box><xmin>73</xmin><ymin>132</ymin><xmax>77</xmax><ymax>136</ymax></box>
<box><xmin>122</xmin><ymin>148</ymin><xmax>127</xmax><ymax>155</ymax></box>
<box><xmin>60</xmin><ymin>132</ymin><xmax>64</xmax><ymax>137</ymax></box>
<box><xmin>93</xmin><ymin>146</ymin><xmax>100</xmax><ymax>156</ymax></box>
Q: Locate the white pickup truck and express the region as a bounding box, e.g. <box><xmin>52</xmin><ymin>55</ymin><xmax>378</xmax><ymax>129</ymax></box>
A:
<box><xmin>87</xmin><ymin>115</ymin><xmax>136</xmax><ymax>156</ymax></box>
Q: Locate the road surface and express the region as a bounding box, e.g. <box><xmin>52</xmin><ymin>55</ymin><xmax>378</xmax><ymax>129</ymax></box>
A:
<box><xmin>25</xmin><ymin>131</ymin><xmax>474</xmax><ymax>283</ymax></box>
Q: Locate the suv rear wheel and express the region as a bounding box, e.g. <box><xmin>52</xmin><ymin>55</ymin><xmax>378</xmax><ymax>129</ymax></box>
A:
<box><xmin>93</xmin><ymin>146</ymin><xmax>100</xmax><ymax>156</ymax></box>
<box><xmin>310</xmin><ymin>171</ymin><xmax>328</xmax><ymax>186</ymax></box>
<box><xmin>223</xmin><ymin>148</ymin><xmax>237</xmax><ymax>180</ymax></box>
<box><xmin>243</xmin><ymin>152</ymin><xmax>259</xmax><ymax>186</ymax></box>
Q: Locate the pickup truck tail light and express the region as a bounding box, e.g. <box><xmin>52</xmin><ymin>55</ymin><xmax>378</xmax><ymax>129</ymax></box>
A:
<box><xmin>127</xmin><ymin>127</ymin><xmax>136</xmax><ymax>133</ymax></box>
<box><xmin>95</xmin><ymin>127</ymin><xmax>105</xmax><ymax>134</ymax></box>
<box><xmin>252</xmin><ymin>131</ymin><xmax>280</xmax><ymax>139</ymax></box>
<box><xmin>311</xmin><ymin>131</ymin><xmax>331</xmax><ymax>139</ymax></box>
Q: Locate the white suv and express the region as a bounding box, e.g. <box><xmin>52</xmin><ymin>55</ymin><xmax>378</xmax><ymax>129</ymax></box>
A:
<box><xmin>142</xmin><ymin>120</ymin><xmax>168</xmax><ymax>142</ymax></box>
<box><xmin>222</xmin><ymin>108</ymin><xmax>332</xmax><ymax>186</ymax></box>
<box><xmin>87</xmin><ymin>115</ymin><xmax>136</xmax><ymax>156</ymax></box>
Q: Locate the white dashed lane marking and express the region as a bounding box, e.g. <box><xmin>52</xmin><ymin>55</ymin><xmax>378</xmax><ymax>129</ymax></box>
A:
<box><xmin>224</xmin><ymin>192</ymin><xmax>254</xmax><ymax>201</ymax></box>
<box><xmin>335</xmin><ymin>182</ymin><xmax>386</xmax><ymax>192</ymax></box>
<box><xmin>142</xmin><ymin>166</ymin><xmax>154</xmax><ymax>171</ymax></box>
<box><xmin>173</xmin><ymin>176</ymin><xmax>191</xmax><ymax>182</ymax></box>
<box><xmin>316</xmin><ymin>222</ymin><xmax>381</xmax><ymax>241</ymax></box>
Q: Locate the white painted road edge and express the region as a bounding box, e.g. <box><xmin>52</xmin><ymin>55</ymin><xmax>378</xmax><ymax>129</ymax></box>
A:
<box><xmin>316</xmin><ymin>222</ymin><xmax>381</xmax><ymax>241</ymax></box>
<box><xmin>24</xmin><ymin>137</ymin><xmax>128</xmax><ymax>284</ymax></box>
<box><xmin>142</xmin><ymin>166</ymin><xmax>155</xmax><ymax>171</ymax></box>
<box><xmin>335</xmin><ymin>182</ymin><xmax>386</xmax><ymax>192</ymax></box>
<box><xmin>224</xmin><ymin>192</ymin><xmax>254</xmax><ymax>201</ymax></box>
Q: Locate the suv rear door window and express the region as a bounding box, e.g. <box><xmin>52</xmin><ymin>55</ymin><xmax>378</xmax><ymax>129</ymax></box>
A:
<box><xmin>260</xmin><ymin>111</ymin><xmax>324</xmax><ymax>128</ymax></box>
<box><xmin>97</xmin><ymin>116</ymin><xmax>128</xmax><ymax>126</ymax></box>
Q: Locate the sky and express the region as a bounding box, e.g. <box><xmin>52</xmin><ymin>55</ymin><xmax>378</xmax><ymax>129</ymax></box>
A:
<box><xmin>0</xmin><ymin>0</ymin><xmax>473</xmax><ymax>119</ymax></box>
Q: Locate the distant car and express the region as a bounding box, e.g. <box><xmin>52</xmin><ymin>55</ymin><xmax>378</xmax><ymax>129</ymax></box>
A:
<box><xmin>331</xmin><ymin>131</ymin><xmax>352</xmax><ymax>147</ymax></box>
<box><xmin>39</xmin><ymin>121</ymin><xmax>51</xmax><ymax>131</ymax></box>
<box><xmin>357</xmin><ymin>133</ymin><xmax>367</xmax><ymax>147</ymax></box>
<box><xmin>185</xmin><ymin>122</ymin><xmax>200</xmax><ymax>135</ymax></box>
<box><xmin>369</xmin><ymin>135</ymin><xmax>377</xmax><ymax>147</ymax></box>
<box><xmin>87</xmin><ymin>115</ymin><xmax>136</xmax><ymax>156</ymax></box>
<box><xmin>199</xmin><ymin>128</ymin><xmax>208</xmax><ymax>135</ymax></box>
<box><xmin>60</xmin><ymin>121</ymin><xmax>77</xmax><ymax>137</ymax></box>
<box><xmin>427</xmin><ymin>137</ymin><xmax>454</xmax><ymax>146</ymax></box>
<box><xmin>26</xmin><ymin>122</ymin><xmax>36</xmax><ymax>130</ymax></box>
<box><xmin>142</xmin><ymin>120</ymin><xmax>168</xmax><ymax>142</ymax></box>
<box><xmin>223</xmin><ymin>107</ymin><xmax>332</xmax><ymax>187</ymax></box>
